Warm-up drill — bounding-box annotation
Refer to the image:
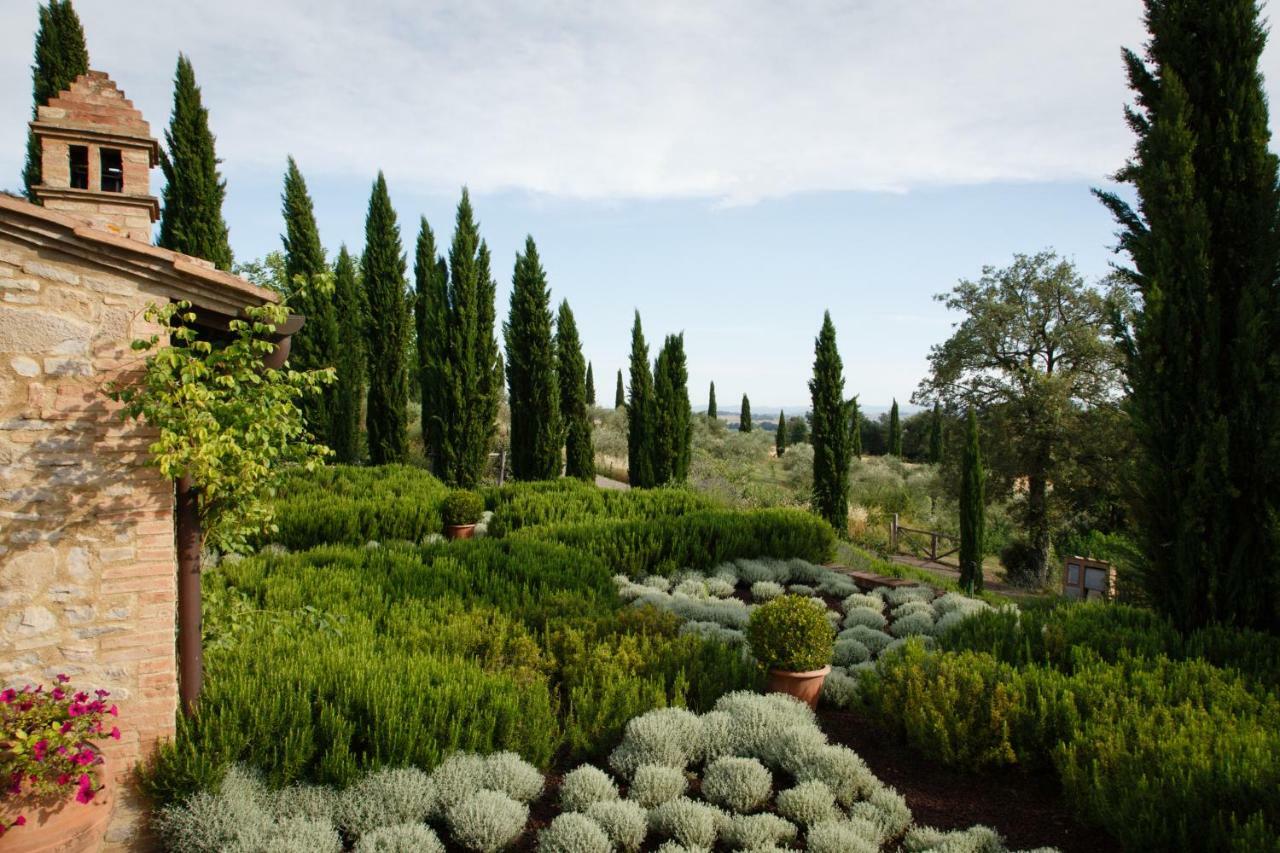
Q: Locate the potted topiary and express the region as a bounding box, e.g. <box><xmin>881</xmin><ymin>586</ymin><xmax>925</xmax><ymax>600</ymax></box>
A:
<box><xmin>0</xmin><ymin>675</ymin><xmax>122</xmax><ymax>852</ymax></box>
<box><xmin>747</xmin><ymin>595</ymin><xmax>835</xmax><ymax>709</ymax></box>
<box><xmin>442</xmin><ymin>490</ymin><xmax>485</xmax><ymax>540</ymax></box>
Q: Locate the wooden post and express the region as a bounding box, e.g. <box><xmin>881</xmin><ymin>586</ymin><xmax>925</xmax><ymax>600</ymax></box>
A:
<box><xmin>175</xmin><ymin>476</ymin><xmax>202</xmax><ymax>716</ymax></box>
<box><xmin>498</xmin><ymin>448</ymin><xmax>507</xmax><ymax>486</ymax></box>
<box><xmin>891</xmin><ymin>513</ymin><xmax>899</xmax><ymax>552</ymax></box>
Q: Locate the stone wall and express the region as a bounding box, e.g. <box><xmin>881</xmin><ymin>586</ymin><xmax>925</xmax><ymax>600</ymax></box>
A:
<box><xmin>0</xmin><ymin>235</ymin><xmax>176</xmax><ymax>850</ymax></box>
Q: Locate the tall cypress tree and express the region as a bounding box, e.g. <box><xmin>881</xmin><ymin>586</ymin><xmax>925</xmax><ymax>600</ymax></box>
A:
<box><xmin>959</xmin><ymin>407</ymin><xmax>986</xmax><ymax>594</ymax></box>
<box><xmin>585</xmin><ymin>362</ymin><xmax>596</xmax><ymax>406</ymax></box>
<box><xmin>811</xmin><ymin>312</ymin><xmax>851</xmax><ymax>532</ymax></box>
<box><xmin>23</xmin><ymin>1</ymin><xmax>88</xmax><ymax>199</ymax></box>
<box><xmin>504</xmin><ymin>236</ymin><xmax>561</xmax><ymax>480</ymax></box>
<box><xmin>157</xmin><ymin>55</ymin><xmax>232</xmax><ymax>270</ymax></box>
<box><xmin>928</xmin><ymin>402</ymin><xmax>943</xmax><ymax>464</ymax></box>
<box><xmin>414</xmin><ymin>218</ymin><xmax>449</xmax><ymax>472</ymax></box>
<box><xmin>1096</xmin><ymin>0</ymin><xmax>1280</xmax><ymax>631</ymax></box>
<box><xmin>888</xmin><ymin>399</ymin><xmax>902</xmax><ymax>456</ymax></box>
<box><xmin>280</xmin><ymin>157</ymin><xmax>339</xmax><ymax>445</ymax></box>
<box><xmin>849</xmin><ymin>396</ymin><xmax>863</xmax><ymax>460</ymax></box>
<box><xmin>739</xmin><ymin>395</ymin><xmax>752</xmax><ymax>432</ymax></box>
<box><xmin>776</xmin><ymin>411</ymin><xmax>787</xmax><ymax>457</ymax></box>
<box><xmin>441</xmin><ymin>189</ymin><xmax>501</xmax><ymax>487</ymax></box>
<box><xmin>615</xmin><ymin>369</ymin><xmax>625</xmax><ymax>409</ymax></box>
<box><xmin>652</xmin><ymin>333</ymin><xmax>692</xmax><ymax>484</ymax></box>
<box><xmin>330</xmin><ymin>246</ymin><xmax>365</xmax><ymax>463</ymax></box>
<box><xmin>360</xmin><ymin>172</ymin><xmax>409</xmax><ymax>465</ymax></box>
<box><xmin>558</xmin><ymin>301</ymin><xmax>594</xmax><ymax>480</ymax></box>
<box><xmin>708</xmin><ymin>382</ymin><xmax>717</xmax><ymax>420</ymax></box>
<box><xmin>626</xmin><ymin>312</ymin><xmax>657</xmax><ymax>488</ymax></box>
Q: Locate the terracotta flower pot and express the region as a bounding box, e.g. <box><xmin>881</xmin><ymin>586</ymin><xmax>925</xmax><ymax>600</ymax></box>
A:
<box><xmin>445</xmin><ymin>523</ymin><xmax>477</xmax><ymax>540</ymax></box>
<box><xmin>0</xmin><ymin>750</ymin><xmax>113</xmax><ymax>853</ymax></box>
<box><xmin>764</xmin><ymin>665</ymin><xmax>831</xmax><ymax>710</ymax></box>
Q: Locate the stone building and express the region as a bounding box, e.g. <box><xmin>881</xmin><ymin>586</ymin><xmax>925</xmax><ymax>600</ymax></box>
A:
<box><xmin>1</xmin><ymin>71</ymin><xmax>282</xmax><ymax>848</ymax></box>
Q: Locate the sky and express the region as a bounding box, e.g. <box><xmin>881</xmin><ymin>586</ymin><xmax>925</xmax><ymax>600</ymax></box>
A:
<box><xmin>4</xmin><ymin>1</ymin><xmax>1278</xmax><ymax>409</ymax></box>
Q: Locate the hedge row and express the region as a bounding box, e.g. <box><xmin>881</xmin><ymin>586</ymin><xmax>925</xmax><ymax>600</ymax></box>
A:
<box><xmin>484</xmin><ymin>479</ymin><xmax>717</xmax><ymax>537</ymax></box>
<box><xmin>266</xmin><ymin>465</ymin><xmax>451</xmax><ymax>549</ymax></box>
<box><xmin>513</xmin><ymin>508</ymin><xmax>837</xmax><ymax>577</ymax></box>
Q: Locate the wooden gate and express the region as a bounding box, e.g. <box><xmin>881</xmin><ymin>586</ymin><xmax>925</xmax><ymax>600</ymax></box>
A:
<box><xmin>889</xmin><ymin>514</ymin><xmax>959</xmax><ymax>565</ymax></box>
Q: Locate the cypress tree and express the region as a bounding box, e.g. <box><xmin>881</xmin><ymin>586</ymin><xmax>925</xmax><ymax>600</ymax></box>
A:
<box><xmin>776</xmin><ymin>411</ymin><xmax>787</xmax><ymax>457</ymax></box>
<box><xmin>330</xmin><ymin>246</ymin><xmax>365</xmax><ymax>463</ymax></box>
<box><xmin>626</xmin><ymin>312</ymin><xmax>657</xmax><ymax>488</ymax></box>
<box><xmin>504</xmin><ymin>236</ymin><xmax>561</xmax><ymax>480</ymax></box>
<box><xmin>157</xmin><ymin>54</ymin><xmax>232</xmax><ymax>271</ymax></box>
<box><xmin>959</xmin><ymin>408</ymin><xmax>986</xmax><ymax>594</ymax></box>
<box><xmin>652</xmin><ymin>333</ymin><xmax>692</xmax><ymax>483</ymax></box>
<box><xmin>810</xmin><ymin>312</ymin><xmax>851</xmax><ymax>532</ymax></box>
<box><xmin>414</xmin><ymin>218</ymin><xmax>449</xmax><ymax>472</ymax></box>
<box><xmin>615</xmin><ymin>369</ymin><xmax>625</xmax><ymax>409</ymax></box>
<box><xmin>888</xmin><ymin>399</ymin><xmax>902</xmax><ymax>456</ymax></box>
<box><xmin>360</xmin><ymin>172</ymin><xmax>409</xmax><ymax>465</ymax></box>
<box><xmin>23</xmin><ymin>1</ymin><xmax>88</xmax><ymax>200</ymax></box>
<box><xmin>928</xmin><ymin>402</ymin><xmax>943</xmax><ymax>464</ymax></box>
<box><xmin>280</xmin><ymin>157</ymin><xmax>339</xmax><ymax>445</ymax></box>
<box><xmin>558</xmin><ymin>301</ymin><xmax>594</xmax><ymax>480</ymax></box>
<box><xmin>739</xmin><ymin>395</ymin><xmax>752</xmax><ymax>432</ymax></box>
<box><xmin>849</xmin><ymin>396</ymin><xmax>863</xmax><ymax>459</ymax></box>
<box><xmin>1098</xmin><ymin>0</ymin><xmax>1280</xmax><ymax>630</ymax></box>
<box><xmin>585</xmin><ymin>361</ymin><xmax>596</xmax><ymax>406</ymax></box>
<box><xmin>708</xmin><ymin>382</ymin><xmax>717</xmax><ymax>420</ymax></box>
<box><xmin>440</xmin><ymin>189</ymin><xmax>501</xmax><ymax>487</ymax></box>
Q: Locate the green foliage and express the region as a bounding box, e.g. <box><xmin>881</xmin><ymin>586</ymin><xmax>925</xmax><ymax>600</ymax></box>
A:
<box><xmin>887</xmin><ymin>400</ymin><xmax>901</xmax><ymax>457</ymax></box>
<box><xmin>707</xmin><ymin>382</ymin><xmax>717</xmax><ymax>420</ymax></box>
<box><xmin>653</xmin><ymin>333</ymin><xmax>692</xmax><ymax>483</ymax></box>
<box><xmin>615</xmin><ymin>369</ymin><xmax>625</xmax><ymax>409</ymax></box>
<box><xmin>585</xmin><ymin>361</ymin><xmax>595</xmax><ymax>406</ymax></box>
<box><xmin>329</xmin><ymin>246</ymin><xmax>365</xmax><ymax>464</ymax></box>
<box><xmin>442</xmin><ymin>490</ymin><xmax>484</xmax><ymax>527</ymax></box>
<box><xmin>810</xmin><ymin>312</ymin><xmax>851</xmax><ymax>532</ymax></box>
<box><xmin>158</xmin><ymin>54</ymin><xmax>233</xmax><ymax>271</ymax></box>
<box><xmin>440</xmin><ymin>189</ymin><xmax>502</xmax><ymax>487</ymax></box>
<box><xmin>518</xmin><ymin>508</ymin><xmax>837</xmax><ymax>578</ymax></box>
<box><xmin>505</xmin><ymin>237</ymin><xmax>562</xmax><ymax>480</ymax></box>
<box><xmin>747</xmin><ymin>595</ymin><xmax>835</xmax><ymax>672</ymax></box>
<box><xmin>361</xmin><ymin>172</ymin><xmax>410</xmax><ymax>465</ymax></box>
<box><xmin>557</xmin><ymin>301</ymin><xmax>595</xmax><ymax>480</ymax></box>
<box><xmin>268</xmin><ymin>465</ymin><xmax>449</xmax><ymax>549</ymax></box>
<box><xmin>775</xmin><ymin>412</ymin><xmax>787</xmax><ymax>457</ymax></box>
<box><xmin>958</xmin><ymin>408</ymin><xmax>984</xmax><ymax>593</ymax></box>
<box><xmin>414</xmin><ymin>218</ymin><xmax>449</xmax><ymax>473</ymax></box>
<box><xmin>105</xmin><ymin>301</ymin><xmax>331</xmax><ymax>552</ymax></box>
<box><xmin>928</xmin><ymin>403</ymin><xmax>943</xmax><ymax>463</ymax></box>
<box><xmin>739</xmin><ymin>394</ymin><xmax>752</xmax><ymax>432</ymax></box>
<box><xmin>849</xmin><ymin>396</ymin><xmax>862</xmax><ymax>459</ymax></box>
<box><xmin>485</xmin><ymin>478</ymin><xmax>714</xmax><ymax>537</ymax></box>
<box><xmin>626</xmin><ymin>312</ymin><xmax>657</xmax><ymax>488</ymax></box>
<box><xmin>1097</xmin><ymin>0</ymin><xmax>1280</xmax><ymax>633</ymax></box>
<box><xmin>23</xmin><ymin>0</ymin><xmax>88</xmax><ymax>199</ymax></box>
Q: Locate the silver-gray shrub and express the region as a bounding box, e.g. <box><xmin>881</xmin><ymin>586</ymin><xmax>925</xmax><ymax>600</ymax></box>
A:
<box><xmin>820</xmin><ymin>667</ymin><xmax>861</xmax><ymax>709</ymax></box>
<box><xmin>815</xmin><ymin>572</ymin><xmax>860</xmax><ymax>598</ymax></box>
<box><xmin>903</xmin><ymin>823</ymin><xmax>1006</xmax><ymax>853</ymax></box>
<box><xmin>841</xmin><ymin>624</ymin><xmax>895</xmax><ymax>655</ymax></box>
<box><xmin>559</xmin><ymin>764</ymin><xmax>619</xmax><ymax>812</ymax></box>
<box><xmin>788</xmin><ymin>583</ymin><xmax>816</xmax><ymax>596</ymax></box>
<box><xmin>842</xmin><ymin>607</ymin><xmax>888</xmax><ymax>631</ymax></box>
<box><xmin>678</xmin><ymin>620</ymin><xmax>746</xmax><ymax>646</ymax></box>
<box><xmin>648</xmin><ymin>797</ymin><xmax>724</xmax><ymax>849</ymax></box>
<box><xmin>805</xmin><ymin>818</ymin><xmax>880</xmax><ymax>853</ymax></box>
<box><xmin>584</xmin><ymin>800</ymin><xmax>648</xmax><ymax>852</ymax></box>
<box><xmin>750</xmin><ymin>580</ymin><xmax>785</xmax><ymax>602</ymax></box>
<box><xmin>934</xmin><ymin>606</ymin><xmax>988</xmax><ymax>636</ymax></box>
<box><xmin>674</xmin><ymin>579</ymin><xmax>710</xmax><ymax>598</ymax></box>
<box><xmin>482</xmin><ymin>751</ymin><xmax>544</xmax><ymax>803</ymax></box>
<box><xmin>608</xmin><ymin>707</ymin><xmax>704</xmax><ymax>777</ymax></box>
<box><xmin>774</xmin><ymin>780</ymin><xmax>839</xmax><ymax>826</ymax></box>
<box><xmin>428</xmin><ymin>752</ymin><xmax>487</xmax><ymax>814</ymax></box>
<box><xmin>537</xmin><ymin>813</ymin><xmax>613</xmax><ymax>853</ymax></box>
<box><xmin>705</xmin><ymin>575</ymin><xmax>736</xmax><ymax>598</ymax></box>
<box><xmin>889</xmin><ymin>611</ymin><xmax>936</xmax><ymax>638</ymax></box>
<box><xmin>883</xmin><ymin>635</ymin><xmax>937</xmax><ymax>658</ymax></box>
<box><xmin>700</xmin><ymin>756</ymin><xmax>772</xmax><ymax>814</ymax></box>
<box><xmin>721</xmin><ymin>812</ymin><xmax>798</xmax><ymax>850</ymax></box>
<box><xmin>269</xmin><ymin>783</ymin><xmax>338</xmax><ymax>823</ymax></box>
<box><xmin>733</xmin><ymin>557</ymin><xmax>791</xmax><ymax>584</ymax></box>
<box><xmin>884</xmin><ymin>585</ymin><xmax>935</xmax><ymax>607</ymax></box>
<box><xmin>352</xmin><ymin>823</ymin><xmax>446</xmax><ymax>853</ymax></box>
<box><xmin>699</xmin><ymin>710</ymin><xmax>737</xmax><ymax>763</ymax></box>
<box><xmin>792</xmin><ymin>744</ymin><xmax>877</xmax><ymax>807</ymax></box>
<box><xmin>892</xmin><ymin>599</ymin><xmax>935</xmax><ymax>620</ymax></box>
<box><xmin>833</xmin><ymin>637</ymin><xmax>871</xmax><ymax>666</ymax></box>
<box><xmin>842</xmin><ymin>592</ymin><xmax>883</xmax><ymax>612</ymax></box>
<box><xmin>445</xmin><ymin>789</ymin><xmax>529</xmax><ymax>853</ymax></box>
<box><xmin>153</xmin><ymin>766</ymin><xmax>271</xmax><ymax>853</ymax></box>
<box><xmin>626</xmin><ymin>764</ymin><xmax>688</xmax><ymax>807</ymax></box>
<box><xmin>848</xmin><ymin>784</ymin><xmax>913</xmax><ymax>841</ymax></box>
<box><xmin>786</xmin><ymin>558</ymin><xmax>828</xmax><ymax>584</ymax></box>
<box><xmin>223</xmin><ymin>818</ymin><xmax>342</xmax><ymax>853</ymax></box>
<box><xmin>643</xmin><ymin>575</ymin><xmax>672</xmax><ymax>592</ymax></box>
<box><xmin>710</xmin><ymin>691</ymin><xmax>819</xmax><ymax>766</ymax></box>
<box><xmin>336</xmin><ymin>766</ymin><xmax>437</xmax><ymax>837</ymax></box>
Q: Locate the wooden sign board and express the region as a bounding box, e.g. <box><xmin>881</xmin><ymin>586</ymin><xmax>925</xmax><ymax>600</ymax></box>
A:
<box><xmin>1063</xmin><ymin>555</ymin><xmax>1116</xmax><ymax>601</ymax></box>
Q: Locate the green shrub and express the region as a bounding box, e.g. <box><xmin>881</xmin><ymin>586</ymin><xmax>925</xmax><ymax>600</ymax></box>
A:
<box><xmin>442</xmin><ymin>489</ymin><xmax>485</xmax><ymax>526</ymax></box>
<box><xmin>485</xmin><ymin>479</ymin><xmax>715</xmax><ymax>536</ymax></box>
<box><xmin>747</xmin><ymin>596</ymin><xmax>835</xmax><ymax>672</ymax></box>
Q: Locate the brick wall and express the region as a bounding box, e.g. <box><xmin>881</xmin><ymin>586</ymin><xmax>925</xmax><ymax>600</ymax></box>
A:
<box><xmin>0</xmin><ymin>236</ymin><xmax>176</xmax><ymax>850</ymax></box>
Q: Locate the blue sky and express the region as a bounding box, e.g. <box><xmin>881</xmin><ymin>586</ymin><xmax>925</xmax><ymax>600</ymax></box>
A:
<box><xmin>4</xmin><ymin>1</ymin><xmax>1276</xmax><ymax>407</ymax></box>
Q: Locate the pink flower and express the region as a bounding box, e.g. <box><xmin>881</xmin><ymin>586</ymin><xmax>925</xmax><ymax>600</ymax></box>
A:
<box><xmin>32</xmin><ymin>740</ymin><xmax>47</xmax><ymax>762</ymax></box>
<box><xmin>94</xmin><ymin>689</ymin><xmax>109</xmax><ymax>699</ymax></box>
<box><xmin>51</xmin><ymin>688</ymin><xmax>65</xmax><ymax>701</ymax></box>
<box><xmin>75</xmin><ymin>775</ymin><xmax>93</xmax><ymax>804</ymax></box>
<box><xmin>73</xmin><ymin>692</ymin><xmax>88</xmax><ymax>703</ymax></box>
<box><xmin>67</xmin><ymin>702</ymin><xmax>86</xmax><ymax>717</ymax></box>
<box><xmin>0</xmin><ymin>689</ymin><xmax>15</xmax><ymax>704</ymax></box>
<box><xmin>56</xmin><ymin>674</ymin><xmax>70</xmax><ymax>684</ymax></box>
<box><xmin>59</xmin><ymin>721</ymin><xmax>73</xmax><ymax>735</ymax></box>
<box><xmin>108</xmin><ymin>705</ymin><xmax>118</xmax><ymax>717</ymax></box>
<box><xmin>8</xmin><ymin>772</ymin><xmax>22</xmax><ymax>795</ymax></box>
<box><xmin>109</xmin><ymin>727</ymin><xmax>121</xmax><ymax>741</ymax></box>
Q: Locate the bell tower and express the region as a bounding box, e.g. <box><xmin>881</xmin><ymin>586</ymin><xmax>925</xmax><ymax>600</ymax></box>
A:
<box><xmin>29</xmin><ymin>70</ymin><xmax>160</xmax><ymax>243</ymax></box>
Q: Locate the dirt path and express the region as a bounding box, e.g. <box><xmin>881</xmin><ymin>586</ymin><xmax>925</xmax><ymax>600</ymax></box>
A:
<box><xmin>885</xmin><ymin>554</ymin><xmax>1046</xmax><ymax>602</ymax></box>
<box><xmin>820</xmin><ymin>710</ymin><xmax>1120</xmax><ymax>853</ymax></box>
<box><xmin>594</xmin><ymin>475</ymin><xmax>629</xmax><ymax>491</ymax></box>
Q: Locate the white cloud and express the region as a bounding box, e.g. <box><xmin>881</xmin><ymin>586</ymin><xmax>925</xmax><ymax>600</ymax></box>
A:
<box><xmin>0</xmin><ymin>0</ymin><xmax>1193</xmax><ymax>202</ymax></box>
